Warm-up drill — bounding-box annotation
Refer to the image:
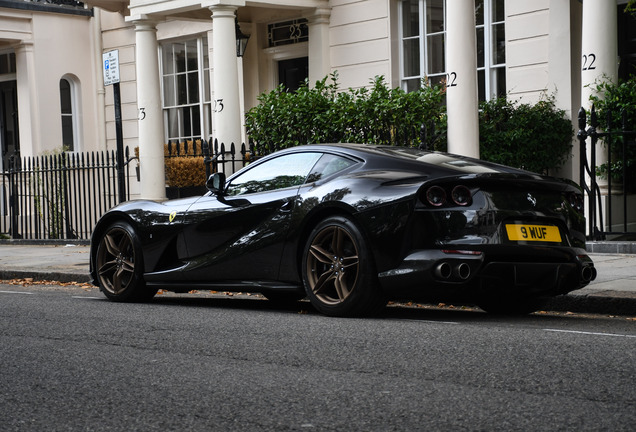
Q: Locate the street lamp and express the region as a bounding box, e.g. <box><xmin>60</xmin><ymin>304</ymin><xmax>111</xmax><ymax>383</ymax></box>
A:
<box><xmin>235</xmin><ymin>18</ymin><xmax>250</xmax><ymax>57</ymax></box>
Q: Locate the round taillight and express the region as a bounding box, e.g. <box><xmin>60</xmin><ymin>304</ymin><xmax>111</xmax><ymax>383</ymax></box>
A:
<box><xmin>451</xmin><ymin>185</ymin><xmax>472</xmax><ymax>206</ymax></box>
<box><xmin>426</xmin><ymin>186</ymin><xmax>447</xmax><ymax>207</ymax></box>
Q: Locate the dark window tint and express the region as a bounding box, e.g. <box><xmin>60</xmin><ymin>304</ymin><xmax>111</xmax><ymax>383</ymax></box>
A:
<box><xmin>226</xmin><ymin>152</ymin><xmax>322</xmax><ymax>196</ymax></box>
<box><xmin>306</xmin><ymin>154</ymin><xmax>357</xmax><ymax>183</ymax></box>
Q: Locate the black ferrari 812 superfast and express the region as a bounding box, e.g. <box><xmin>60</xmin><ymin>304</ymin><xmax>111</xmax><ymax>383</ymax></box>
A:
<box><xmin>90</xmin><ymin>143</ymin><xmax>596</xmax><ymax>316</ymax></box>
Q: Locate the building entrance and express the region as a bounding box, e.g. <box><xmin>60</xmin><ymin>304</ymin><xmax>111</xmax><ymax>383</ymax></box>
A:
<box><xmin>0</xmin><ymin>80</ymin><xmax>19</xmax><ymax>171</ymax></box>
<box><xmin>278</xmin><ymin>57</ymin><xmax>308</xmax><ymax>92</ymax></box>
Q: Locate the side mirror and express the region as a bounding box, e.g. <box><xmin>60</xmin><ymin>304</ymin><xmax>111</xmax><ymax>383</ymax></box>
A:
<box><xmin>206</xmin><ymin>172</ymin><xmax>226</xmax><ymax>195</ymax></box>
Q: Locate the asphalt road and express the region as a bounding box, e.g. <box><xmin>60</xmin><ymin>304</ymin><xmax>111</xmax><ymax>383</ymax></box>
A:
<box><xmin>1</xmin><ymin>283</ymin><xmax>635</xmax><ymax>431</ymax></box>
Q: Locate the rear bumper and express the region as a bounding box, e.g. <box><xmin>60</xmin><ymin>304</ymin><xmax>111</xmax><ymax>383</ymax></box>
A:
<box><xmin>378</xmin><ymin>245</ymin><xmax>596</xmax><ymax>300</ymax></box>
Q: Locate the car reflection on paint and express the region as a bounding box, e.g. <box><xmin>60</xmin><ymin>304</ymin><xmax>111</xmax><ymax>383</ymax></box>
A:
<box><xmin>89</xmin><ymin>143</ymin><xmax>596</xmax><ymax>317</ymax></box>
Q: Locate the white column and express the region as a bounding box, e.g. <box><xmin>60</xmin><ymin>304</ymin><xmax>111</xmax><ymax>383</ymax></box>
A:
<box><xmin>210</xmin><ymin>5</ymin><xmax>243</xmax><ymax>147</ymax></box>
<box><xmin>581</xmin><ymin>0</ymin><xmax>618</xmax><ymax>112</ymax></box>
<box><xmin>133</xmin><ymin>19</ymin><xmax>166</xmax><ymax>200</ymax></box>
<box><xmin>581</xmin><ymin>1</ymin><xmax>617</xmax><ymax>172</ymax></box>
<box><xmin>445</xmin><ymin>0</ymin><xmax>480</xmax><ymax>159</ymax></box>
<box><xmin>307</xmin><ymin>7</ymin><xmax>331</xmax><ymax>86</ymax></box>
<box><xmin>14</xmin><ymin>42</ymin><xmax>39</xmax><ymax>157</ymax></box>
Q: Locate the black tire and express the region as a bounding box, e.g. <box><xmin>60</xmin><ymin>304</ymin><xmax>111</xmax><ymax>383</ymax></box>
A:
<box><xmin>301</xmin><ymin>215</ymin><xmax>387</xmax><ymax>317</ymax></box>
<box><xmin>95</xmin><ymin>221</ymin><xmax>157</xmax><ymax>302</ymax></box>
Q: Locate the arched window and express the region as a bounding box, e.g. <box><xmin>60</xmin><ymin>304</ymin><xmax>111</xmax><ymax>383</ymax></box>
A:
<box><xmin>59</xmin><ymin>78</ymin><xmax>75</xmax><ymax>151</ymax></box>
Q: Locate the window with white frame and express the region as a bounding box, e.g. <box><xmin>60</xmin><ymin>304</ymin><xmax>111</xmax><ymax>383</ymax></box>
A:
<box><xmin>161</xmin><ymin>38</ymin><xmax>212</xmax><ymax>144</ymax></box>
<box><xmin>59</xmin><ymin>77</ymin><xmax>76</xmax><ymax>151</ymax></box>
<box><xmin>399</xmin><ymin>0</ymin><xmax>506</xmax><ymax>101</ymax></box>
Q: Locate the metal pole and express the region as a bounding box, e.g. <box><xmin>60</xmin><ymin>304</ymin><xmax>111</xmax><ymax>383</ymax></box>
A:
<box><xmin>113</xmin><ymin>82</ymin><xmax>126</xmax><ymax>203</ymax></box>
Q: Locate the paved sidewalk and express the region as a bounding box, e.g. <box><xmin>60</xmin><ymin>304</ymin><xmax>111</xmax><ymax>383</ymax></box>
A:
<box><xmin>1</xmin><ymin>243</ymin><xmax>635</xmax><ymax>315</ymax></box>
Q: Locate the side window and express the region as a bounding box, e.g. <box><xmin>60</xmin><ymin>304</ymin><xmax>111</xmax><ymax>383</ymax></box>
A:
<box><xmin>226</xmin><ymin>152</ymin><xmax>322</xmax><ymax>196</ymax></box>
<box><xmin>59</xmin><ymin>78</ymin><xmax>75</xmax><ymax>151</ymax></box>
<box><xmin>306</xmin><ymin>154</ymin><xmax>357</xmax><ymax>183</ymax></box>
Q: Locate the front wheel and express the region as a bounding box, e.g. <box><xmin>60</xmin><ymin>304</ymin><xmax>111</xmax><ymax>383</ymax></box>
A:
<box><xmin>301</xmin><ymin>216</ymin><xmax>386</xmax><ymax>317</ymax></box>
<box><xmin>95</xmin><ymin>221</ymin><xmax>157</xmax><ymax>302</ymax></box>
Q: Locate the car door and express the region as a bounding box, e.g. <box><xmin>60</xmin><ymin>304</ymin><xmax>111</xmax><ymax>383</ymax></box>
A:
<box><xmin>179</xmin><ymin>151</ymin><xmax>323</xmax><ymax>281</ymax></box>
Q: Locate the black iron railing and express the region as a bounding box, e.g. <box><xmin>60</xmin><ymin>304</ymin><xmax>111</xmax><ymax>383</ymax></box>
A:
<box><xmin>577</xmin><ymin>105</ymin><xmax>636</xmax><ymax>240</ymax></box>
<box><xmin>1</xmin><ymin>148</ymin><xmax>131</xmax><ymax>240</ymax></box>
<box><xmin>1</xmin><ymin>141</ymin><xmax>258</xmax><ymax>240</ymax></box>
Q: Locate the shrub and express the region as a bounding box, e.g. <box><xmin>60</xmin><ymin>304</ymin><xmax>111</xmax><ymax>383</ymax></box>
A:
<box><xmin>244</xmin><ymin>73</ymin><xmax>446</xmax><ymax>153</ymax></box>
<box><xmin>589</xmin><ymin>76</ymin><xmax>636</xmax><ymax>187</ymax></box>
<box><xmin>478</xmin><ymin>95</ymin><xmax>573</xmax><ymax>174</ymax></box>
<box><xmin>163</xmin><ymin>141</ymin><xmax>207</xmax><ymax>188</ymax></box>
<box><xmin>245</xmin><ymin>74</ymin><xmax>573</xmax><ymax>175</ymax></box>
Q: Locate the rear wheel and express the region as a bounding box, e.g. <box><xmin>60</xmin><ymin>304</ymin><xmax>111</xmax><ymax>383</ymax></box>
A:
<box><xmin>302</xmin><ymin>216</ymin><xmax>386</xmax><ymax>317</ymax></box>
<box><xmin>95</xmin><ymin>221</ymin><xmax>157</xmax><ymax>302</ymax></box>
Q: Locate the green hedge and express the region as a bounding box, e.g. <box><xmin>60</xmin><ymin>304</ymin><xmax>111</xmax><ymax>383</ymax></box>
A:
<box><xmin>245</xmin><ymin>73</ymin><xmax>446</xmax><ymax>153</ymax></box>
<box><xmin>245</xmin><ymin>74</ymin><xmax>574</xmax><ymax>175</ymax></box>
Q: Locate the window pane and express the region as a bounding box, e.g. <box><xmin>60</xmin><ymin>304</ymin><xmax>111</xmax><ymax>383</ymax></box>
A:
<box><xmin>477</xmin><ymin>27</ymin><xmax>485</xmax><ymax>68</ymax></box>
<box><xmin>403</xmin><ymin>39</ymin><xmax>421</xmax><ymax>77</ymax></box>
<box><xmin>427</xmin><ymin>33</ymin><xmax>445</xmax><ymax>74</ymax></box>
<box><xmin>61</xmin><ymin>116</ymin><xmax>74</xmax><ymax>149</ymax></box>
<box><xmin>188</xmin><ymin>71</ymin><xmax>199</xmax><ymax>104</ymax></box>
<box><xmin>167</xmin><ymin>108</ymin><xmax>180</xmax><ymax>139</ymax></box>
<box><xmin>495</xmin><ymin>66</ymin><xmax>506</xmax><ymax>98</ymax></box>
<box><xmin>493</xmin><ymin>0</ymin><xmax>505</xmax><ymax>22</ymax></box>
<box><xmin>163</xmin><ymin>75</ymin><xmax>176</xmax><ymax>107</ymax></box>
<box><xmin>226</xmin><ymin>153</ymin><xmax>322</xmax><ymax>196</ymax></box>
<box><xmin>59</xmin><ymin>79</ymin><xmax>72</xmax><ymax>114</ymax></box>
<box><xmin>191</xmin><ymin>105</ymin><xmax>201</xmax><ymax>137</ymax></box>
<box><xmin>162</xmin><ymin>45</ymin><xmax>174</xmax><ymax>75</ymax></box>
<box><xmin>428</xmin><ymin>75</ymin><xmax>445</xmax><ymax>88</ymax></box>
<box><xmin>402</xmin><ymin>0</ymin><xmax>420</xmax><ymax>37</ymax></box>
<box><xmin>174</xmin><ymin>43</ymin><xmax>186</xmax><ymax>73</ymax></box>
<box><xmin>478</xmin><ymin>69</ymin><xmax>486</xmax><ymax>102</ymax></box>
<box><xmin>426</xmin><ymin>0</ymin><xmax>445</xmax><ymax>33</ymax></box>
<box><xmin>404</xmin><ymin>78</ymin><xmax>421</xmax><ymax>92</ymax></box>
<box><xmin>493</xmin><ymin>23</ymin><xmax>506</xmax><ymax>65</ymax></box>
<box><xmin>204</xmin><ymin>69</ymin><xmax>210</xmax><ymax>103</ymax></box>
<box><xmin>186</xmin><ymin>40</ymin><xmax>198</xmax><ymax>71</ymax></box>
<box><xmin>177</xmin><ymin>73</ymin><xmax>187</xmax><ymax>105</ymax></box>
<box><xmin>475</xmin><ymin>0</ymin><xmax>484</xmax><ymax>26</ymax></box>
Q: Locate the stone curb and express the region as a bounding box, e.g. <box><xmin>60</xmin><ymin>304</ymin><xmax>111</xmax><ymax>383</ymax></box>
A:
<box><xmin>2</xmin><ymin>268</ymin><xmax>635</xmax><ymax>316</ymax></box>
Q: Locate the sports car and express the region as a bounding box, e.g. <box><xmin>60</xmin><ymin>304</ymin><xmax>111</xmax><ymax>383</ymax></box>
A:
<box><xmin>90</xmin><ymin>143</ymin><xmax>596</xmax><ymax>316</ymax></box>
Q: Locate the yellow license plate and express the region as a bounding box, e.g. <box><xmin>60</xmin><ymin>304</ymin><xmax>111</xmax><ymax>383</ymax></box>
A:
<box><xmin>505</xmin><ymin>224</ymin><xmax>562</xmax><ymax>242</ymax></box>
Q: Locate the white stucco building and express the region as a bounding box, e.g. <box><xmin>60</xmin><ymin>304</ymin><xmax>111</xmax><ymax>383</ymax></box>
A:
<box><xmin>1</xmin><ymin>0</ymin><xmax>634</xmax><ymax>203</ymax></box>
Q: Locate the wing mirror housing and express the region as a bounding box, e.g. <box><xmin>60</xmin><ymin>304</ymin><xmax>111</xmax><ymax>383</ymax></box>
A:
<box><xmin>206</xmin><ymin>172</ymin><xmax>226</xmax><ymax>195</ymax></box>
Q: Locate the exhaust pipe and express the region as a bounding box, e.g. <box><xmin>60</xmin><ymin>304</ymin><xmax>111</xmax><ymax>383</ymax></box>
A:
<box><xmin>453</xmin><ymin>263</ymin><xmax>471</xmax><ymax>280</ymax></box>
<box><xmin>434</xmin><ymin>262</ymin><xmax>452</xmax><ymax>279</ymax></box>
<box><xmin>581</xmin><ymin>266</ymin><xmax>597</xmax><ymax>282</ymax></box>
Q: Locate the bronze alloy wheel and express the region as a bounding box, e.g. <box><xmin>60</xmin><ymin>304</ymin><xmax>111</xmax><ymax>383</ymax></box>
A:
<box><xmin>302</xmin><ymin>216</ymin><xmax>387</xmax><ymax>317</ymax></box>
<box><xmin>306</xmin><ymin>224</ymin><xmax>360</xmax><ymax>305</ymax></box>
<box><xmin>95</xmin><ymin>221</ymin><xmax>156</xmax><ymax>302</ymax></box>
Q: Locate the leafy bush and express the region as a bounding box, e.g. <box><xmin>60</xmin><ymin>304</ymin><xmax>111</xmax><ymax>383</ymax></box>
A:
<box><xmin>589</xmin><ymin>77</ymin><xmax>636</xmax><ymax>188</ymax></box>
<box><xmin>245</xmin><ymin>74</ymin><xmax>573</xmax><ymax>175</ymax></box>
<box><xmin>477</xmin><ymin>96</ymin><xmax>574</xmax><ymax>174</ymax></box>
<box><xmin>245</xmin><ymin>73</ymin><xmax>446</xmax><ymax>153</ymax></box>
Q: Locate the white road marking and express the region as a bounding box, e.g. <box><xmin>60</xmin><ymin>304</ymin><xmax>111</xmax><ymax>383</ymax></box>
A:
<box><xmin>0</xmin><ymin>290</ymin><xmax>35</xmax><ymax>295</ymax></box>
<box><xmin>544</xmin><ymin>329</ymin><xmax>636</xmax><ymax>338</ymax></box>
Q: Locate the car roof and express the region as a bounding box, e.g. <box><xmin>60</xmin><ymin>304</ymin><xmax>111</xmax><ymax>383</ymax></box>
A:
<box><xmin>275</xmin><ymin>143</ymin><xmax>527</xmax><ymax>176</ymax></box>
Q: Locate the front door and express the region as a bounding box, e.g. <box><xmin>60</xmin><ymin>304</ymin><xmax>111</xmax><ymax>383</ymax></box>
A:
<box><xmin>278</xmin><ymin>57</ymin><xmax>309</xmax><ymax>92</ymax></box>
<box><xmin>0</xmin><ymin>80</ymin><xmax>19</xmax><ymax>171</ymax></box>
